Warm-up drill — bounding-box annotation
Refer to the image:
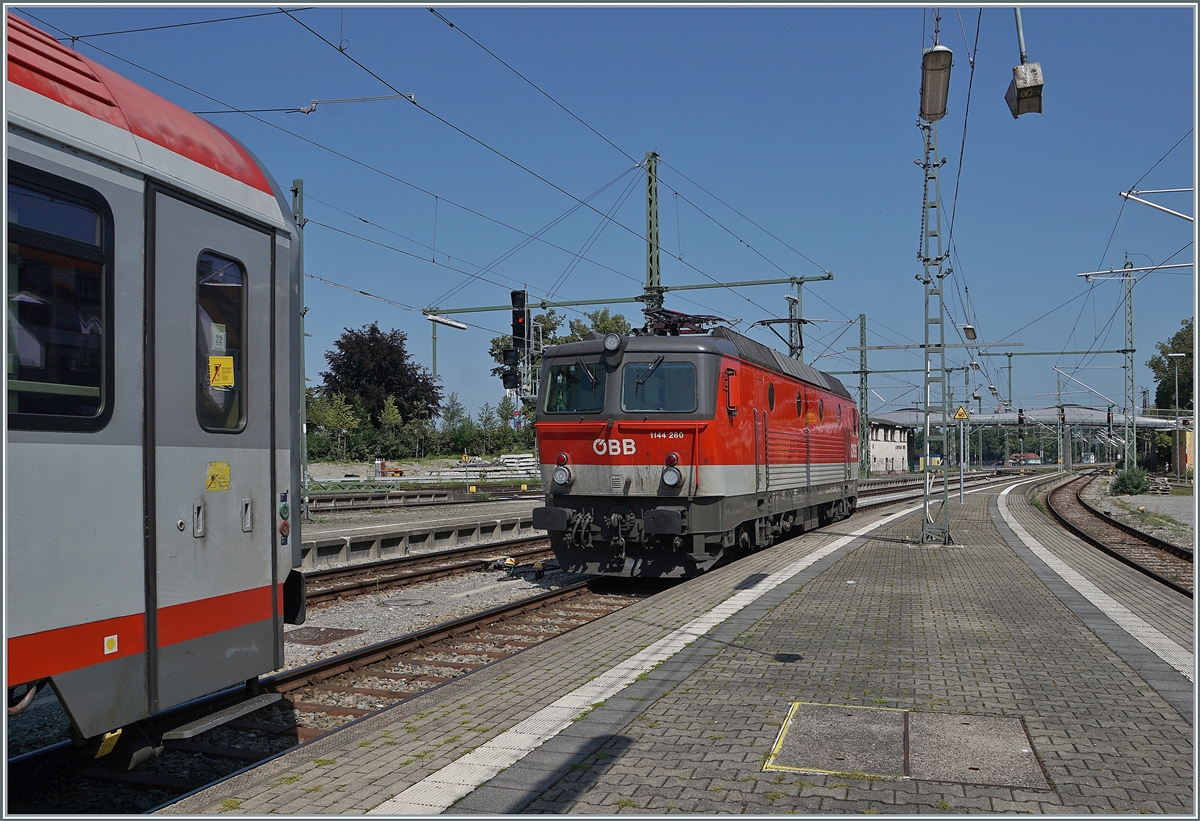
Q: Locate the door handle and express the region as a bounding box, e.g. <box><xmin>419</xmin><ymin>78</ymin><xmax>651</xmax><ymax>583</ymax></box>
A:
<box><xmin>192</xmin><ymin>500</ymin><xmax>205</xmax><ymax>538</ymax></box>
<box><xmin>242</xmin><ymin>498</ymin><xmax>253</xmax><ymax>532</ymax></box>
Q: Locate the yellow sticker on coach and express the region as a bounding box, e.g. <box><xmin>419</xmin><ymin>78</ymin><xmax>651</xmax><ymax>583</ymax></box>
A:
<box><xmin>206</xmin><ymin>461</ymin><xmax>231</xmax><ymax>492</ymax></box>
<box><xmin>208</xmin><ymin>356</ymin><xmax>235</xmax><ymax>387</ymax></box>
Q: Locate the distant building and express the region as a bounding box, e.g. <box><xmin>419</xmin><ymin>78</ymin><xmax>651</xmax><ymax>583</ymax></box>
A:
<box><xmin>1012</xmin><ymin>452</ymin><xmax>1042</xmax><ymax>466</ymax></box>
<box><xmin>1169</xmin><ymin>425</ymin><xmax>1193</xmax><ymax>477</ymax></box>
<box><xmin>868</xmin><ymin>419</ymin><xmax>909</xmax><ymax>474</ymax></box>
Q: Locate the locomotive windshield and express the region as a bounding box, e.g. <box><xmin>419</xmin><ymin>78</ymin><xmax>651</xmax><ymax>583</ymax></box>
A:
<box><xmin>621</xmin><ymin>361</ymin><xmax>696</xmax><ymax>412</ymax></box>
<box><xmin>544</xmin><ymin>361</ymin><xmax>606</xmax><ymax>413</ymax></box>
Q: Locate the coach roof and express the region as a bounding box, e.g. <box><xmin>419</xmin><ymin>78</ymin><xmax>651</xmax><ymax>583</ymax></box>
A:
<box><xmin>7</xmin><ymin>13</ymin><xmax>273</xmax><ymax>196</ymax></box>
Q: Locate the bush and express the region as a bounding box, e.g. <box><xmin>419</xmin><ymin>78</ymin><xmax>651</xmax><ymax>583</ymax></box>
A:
<box><xmin>1110</xmin><ymin>467</ymin><xmax>1150</xmax><ymax>496</ymax></box>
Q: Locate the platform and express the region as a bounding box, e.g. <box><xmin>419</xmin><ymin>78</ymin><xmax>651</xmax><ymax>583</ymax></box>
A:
<box><xmin>162</xmin><ymin>476</ymin><xmax>1194</xmax><ymax>815</ymax></box>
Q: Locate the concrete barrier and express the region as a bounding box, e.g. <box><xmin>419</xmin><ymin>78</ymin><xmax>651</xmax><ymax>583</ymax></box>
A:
<box><xmin>299</xmin><ymin>514</ymin><xmax>539</xmax><ymax>570</ymax></box>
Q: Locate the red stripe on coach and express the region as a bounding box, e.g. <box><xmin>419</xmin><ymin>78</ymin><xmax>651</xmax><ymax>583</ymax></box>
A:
<box><xmin>7</xmin><ymin>613</ymin><xmax>145</xmax><ymax>687</ymax></box>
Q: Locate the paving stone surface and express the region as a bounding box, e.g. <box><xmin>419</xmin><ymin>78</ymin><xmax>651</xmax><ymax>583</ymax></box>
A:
<box><xmin>163</xmin><ymin>483</ymin><xmax>1193</xmax><ymax>816</ymax></box>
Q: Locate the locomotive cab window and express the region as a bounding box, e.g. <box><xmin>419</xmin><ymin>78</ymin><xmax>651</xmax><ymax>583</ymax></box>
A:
<box><xmin>197</xmin><ymin>251</ymin><xmax>246</xmax><ymax>431</ymax></box>
<box><xmin>622</xmin><ymin>360</ymin><xmax>696</xmax><ymax>413</ymax></box>
<box><xmin>7</xmin><ymin>173</ymin><xmax>113</xmax><ymax>430</ymax></box>
<box><xmin>544</xmin><ymin>361</ymin><xmax>606</xmax><ymax>414</ymax></box>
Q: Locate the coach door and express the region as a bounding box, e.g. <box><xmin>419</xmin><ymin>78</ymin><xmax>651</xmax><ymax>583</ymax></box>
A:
<box><xmin>148</xmin><ymin>188</ymin><xmax>277</xmax><ymax>712</ymax></box>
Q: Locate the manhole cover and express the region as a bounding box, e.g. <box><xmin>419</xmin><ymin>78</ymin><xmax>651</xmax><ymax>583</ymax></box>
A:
<box><xmin>909</xmin><ymin>712</ymin><xmax>1048</xmax><ymax>789</ymax></box>
<box><xmin>765</xmin><ymin>702</ymin><xmax>1049</xmax><ymax>790</ymax></box>
<box><xmin>284</xmin><ymin>627</ymin><xmax>366</xmax><ymax>646</ymax></box>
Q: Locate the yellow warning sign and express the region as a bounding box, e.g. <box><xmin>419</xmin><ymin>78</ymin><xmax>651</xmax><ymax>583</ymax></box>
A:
<box><xmin>953</xmin><ymin>405</ymin><xmax>970</xmax><ymax>421</ymax></box>
<box><xmin>208</xmin><ymin>356</ymin><xmax>235</xmax><ymax>387</ymax></box>
<box><xmin>206</xmin><ymin>461</ymin><xmax>231</xmax><ymax>492</ymax></box>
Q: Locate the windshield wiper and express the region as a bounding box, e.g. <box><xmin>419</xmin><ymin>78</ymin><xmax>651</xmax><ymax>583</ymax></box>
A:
<box><xmin>636</xmin><ymin>356</ymin><xmax>664</xmax><ymax>386</ymax></box>
<box><xmin>575</xmin><ymin>358</ymin><xmax>597</xmax><ymax>389</ymax></box>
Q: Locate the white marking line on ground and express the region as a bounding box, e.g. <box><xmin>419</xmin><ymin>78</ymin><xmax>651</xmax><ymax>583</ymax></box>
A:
<box><xmin>367</xmin><ymin>505</ymin><xmax>922</xmax><ymax>815</ymax></box>
<box><xmin>998</xmin><ymin>483</ymin><xmax>1194</xmax><ymax>682</ymax></box>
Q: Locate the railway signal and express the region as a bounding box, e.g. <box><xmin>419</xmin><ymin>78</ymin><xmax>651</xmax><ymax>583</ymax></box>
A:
<box><xmin>511</xmin><ymin>290</ymin><xmax>528</xmax><ymax>349</ymax></box>
<box><xmin>1018</xmin><ymin>408</ymin><xmax>1025</xmax><ymax>425</ymax></box>
<box><xmin>501</xmin><ymin>347</ymin><xmax>520</xmax><ymax>390</ymax></box>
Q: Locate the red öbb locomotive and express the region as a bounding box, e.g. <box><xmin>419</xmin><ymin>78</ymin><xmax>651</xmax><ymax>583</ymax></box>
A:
<box><xmin>532</xmin><ymin>318</ymin><xmax>858</xmax><ymax>578</ymax></box>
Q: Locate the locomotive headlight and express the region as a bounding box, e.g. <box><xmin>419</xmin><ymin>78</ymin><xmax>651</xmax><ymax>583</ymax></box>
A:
<box><xmin>556</xmin><ymin>452</ymin><xmax>569</xmax><ymax>466</ymax></box>
<box><xmin>603</xmin><ymin>333</ymin><xmax>621</xmax><ymax>352</ymax></box>
<box><xmin>664</xmin><ymin>452</ymin><xmax>679</xmax><ymax>467</ymax></box>
<box><xmin>661</xmin><ymin>466</ymin><xmax>682</xmax><ymax>487</ymax></box>
<box><xmin>552</xmin><ymin>465</ymin><xmax>573</xmax><ymax>486</ymax></box>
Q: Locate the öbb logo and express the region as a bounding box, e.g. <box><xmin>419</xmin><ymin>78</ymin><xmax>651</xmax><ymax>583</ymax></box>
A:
<box><xmin>593</xmin><ymin>438</ymin><xmax>636</xmax><ymax>455</ymax></box>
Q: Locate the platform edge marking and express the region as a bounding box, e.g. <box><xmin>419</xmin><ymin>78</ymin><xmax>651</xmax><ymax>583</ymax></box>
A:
<box><xmin>997</xmin><ymin>483</ymin><xmax>1194</xmax><ymax>681</ymax></box>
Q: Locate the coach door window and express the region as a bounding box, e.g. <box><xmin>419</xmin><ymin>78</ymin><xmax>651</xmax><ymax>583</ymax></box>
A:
<box><xmin>197</xmin><ymin>251</ymin><xmax>246</xmax><ymax>431</ymax></box>
<box><xmin>7</xmin><ymin>175</ymin><xmax>112</xmax><ymax>430</ymax></box>
<box><xmin>622</xmin><ymin>361</ymin><xmax>696</xmax><ymax>413</ymax></box>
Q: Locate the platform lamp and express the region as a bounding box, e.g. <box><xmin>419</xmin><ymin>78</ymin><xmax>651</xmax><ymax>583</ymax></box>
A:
<box><xmin>920</xmin><ymin>44</ymin><xmax>953</xmax><ymax>122</ymax></box>
<box><xmin>425</xmin><ymin>312</ymin><xmax>467</xmax><ymax>381</ymax></box>
<box><xmin>1005</xmin><ymin>8</ymin><xmax>1044</xmax><ymax>118</ymax></box>
<box><xmin>1168</xmin><ymin>352</ymin><xmax>1186</xmax><ymax>480</ymax></box>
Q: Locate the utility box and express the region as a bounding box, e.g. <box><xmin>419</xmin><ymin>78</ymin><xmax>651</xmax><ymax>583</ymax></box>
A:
<box><xmin>1005</xmin><ymin>62</ymin><xmax>1044</xmax><ymax>118</ymax></box>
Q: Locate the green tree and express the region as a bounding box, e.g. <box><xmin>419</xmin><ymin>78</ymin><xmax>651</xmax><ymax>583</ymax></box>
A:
<box><xmin>487</xmin><ymin>308</ymin><xmax>632</xmax><ymax>381</ymax></box>
<box><xmin>398</xmin><ymin>401</ymin><xmax>434</xmax><ymax>459</ymax></box>
<box><xmin>439</xmin><ymin>392</ymin><xmax>478</xmax><ymax>455</ymax></box>
<box><xmin>476</xmin><ymin>401</ymin><xmax>499</xmax><ymax>454</ymax></box>
<box><xmin>307</xmin><ymin>390</ymin><xmax>359</xmax><ymax>460</ymax></box>
<box><xmin>564</xmin><ymin>308</ymin><xmax>633</xmax><ymax>342</ymax></box>
<box><xmin>379</xmin><ymin>395</ymin><xmax>402</xmax><ymax>432</ymax></box>
<box><xmin>1147</xmin><ymin>317</ymin><xmax>1192</xmax><ymax>412</ymax></box>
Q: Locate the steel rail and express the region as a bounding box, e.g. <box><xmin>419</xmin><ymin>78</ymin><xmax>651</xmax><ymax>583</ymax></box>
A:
<box><xmin>268</xmin><ymin>581</ymin><xmax>596</xmax><ymax>693</ymax></box>
<box><xmin>1045</xmin><ymin>474</ymin><xmax>1192</xmax><ymax>598</ymax></box>
<box><xmin>1072</xmin><ymin>482</ymin><xmax>1192</xmax><ymax>560</ymax></box>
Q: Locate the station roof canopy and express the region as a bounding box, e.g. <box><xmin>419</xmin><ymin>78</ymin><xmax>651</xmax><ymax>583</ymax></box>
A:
<box><xmin>872</xmin><ymin>407</ymin><xmax>1189</xmax><ymax>430</ymax></box>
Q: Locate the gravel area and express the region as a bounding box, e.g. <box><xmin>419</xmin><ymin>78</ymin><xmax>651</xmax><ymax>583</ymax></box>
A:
<box><xmin>1081</xmin><ymin>476</ymin><xmax>1195</xmax><ymax>548</ymax></box>
<box><xmin>281</xmin><ymin>565</ymin><xmax>587</xmax><ymax>669</ymax></box>
<box><xmin>6</xmin><ymin>563</ymin><xmax>584</xmax><ymax>759</ymax></box>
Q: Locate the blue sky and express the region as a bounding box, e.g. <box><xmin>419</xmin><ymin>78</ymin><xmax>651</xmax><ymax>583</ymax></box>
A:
<box><xmin>12</xmin><ymin>4</ymin><xmax>1195</xmax><ymax>423</ymax></box>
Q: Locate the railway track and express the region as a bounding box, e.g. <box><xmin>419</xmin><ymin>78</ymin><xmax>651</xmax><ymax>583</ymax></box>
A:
<box><xmin>1045</xmin><ymin>473</ymin><xmax>1193</xmax><ymax>597</ymax></box>
<box><xmin>303</xmin><ymin>537</ymin><xmax>554</xmax><ymax>604</ymax></box>
<box><xmin>6</xmin><ymin>582</ymin><xmax>645</xmax><ymax>814</ymax></box>
<box><xmin>856</xmin><ymin>472</ymin><xmax>999</xmax><ymax>506</ymax></box>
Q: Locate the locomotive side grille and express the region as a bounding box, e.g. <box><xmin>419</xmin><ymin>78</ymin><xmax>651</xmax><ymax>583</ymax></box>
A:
<box><xmin>610</xmin><ymin>475</ymin><xmax>624</xmax><ymax>493</ymax></box>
